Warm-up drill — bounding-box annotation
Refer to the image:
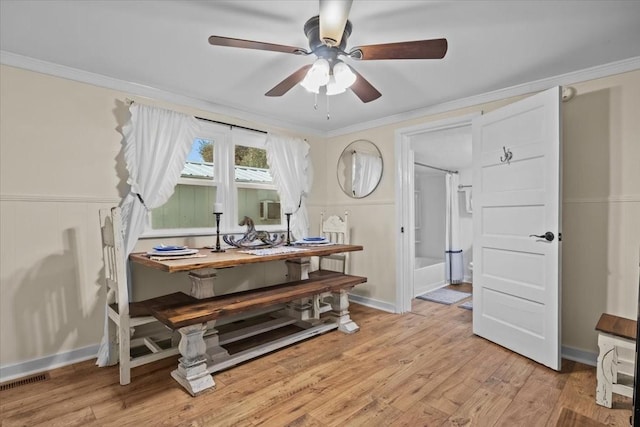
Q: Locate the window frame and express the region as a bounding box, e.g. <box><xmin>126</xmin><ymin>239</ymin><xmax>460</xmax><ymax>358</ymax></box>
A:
<box><xmin>140</xmin><ymin>122</ymin><xmax>283</xmax><ymax>238</ymax></box>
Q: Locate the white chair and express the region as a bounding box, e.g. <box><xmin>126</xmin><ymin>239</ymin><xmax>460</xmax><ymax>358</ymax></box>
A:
<box><xmin>309</xmin><ymin>213</ymin><xmax>350</xmax><ymax>316</ymax></box>
<box><xmin>318</xmin><ymin>212</ymin><xmax>350</xmax><ymax>273</ymax></box>
<box><xmin>100</xmin><ymin>207</ymin><xmax>182</xmax><ymax>385</ymax></box>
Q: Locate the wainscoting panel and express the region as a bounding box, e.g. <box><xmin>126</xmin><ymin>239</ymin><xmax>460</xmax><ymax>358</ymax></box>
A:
<box><xmin>0</xmin><ymin>196</ymin><xmax>118</xmax><ymax>376</ymax></box>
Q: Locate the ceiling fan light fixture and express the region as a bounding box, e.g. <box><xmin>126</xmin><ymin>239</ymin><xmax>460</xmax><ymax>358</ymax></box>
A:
<box><xmin>300</xmin><ymin>78</ymin><xmax>320</xmax><ymax>94</ymax></box>
<box><xmin>326</xmin><ymin>76</ymin><xmax>347</xmax><ymax>96</ymax></box>
<box><xmin>302</xmin><ymin>58</ymin><xmax>330</xmax><ymax>89</ymax></box>
<box><xmin>333</xmin><ymin>60</ymin><xmax>356</xmax><ymax>89</ymax></box>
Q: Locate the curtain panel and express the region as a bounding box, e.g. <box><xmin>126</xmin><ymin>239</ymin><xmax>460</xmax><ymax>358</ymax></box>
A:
<box><xmin>96</xmin><ymin>103</ymin><xmax>200</xmax><ymax>366</ymax></box>
<box><xmin>445</xmin><ymin>173</ymin><xmax>464</xmax><ymax>284</ymax></box>
<box><xmin>265</xmin><ymin>134</ymin><xmax>313</xmax><ymax>240</ymax></box>
<box><xmin>120</xmin><ymin>104</ymin><xmax>201</xmax><ymax>255</ymax></box>
<box><xmin>352</xmin><ymin>151</ymin><xmax>383</xmax><ymax>197</ymax></box>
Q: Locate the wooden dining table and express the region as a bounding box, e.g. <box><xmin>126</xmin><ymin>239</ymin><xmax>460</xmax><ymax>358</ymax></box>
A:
<box><xmin>130</xmin><ymin>243</ymin><xmax>363</xmax><ymax>273</ymax></box>
<box><xmin>129</xmin><ymin>243</ymin><xmax>364</xmax><ymax>298</ymax></box>
<box><xmin>129</xmin><ymin>243</ymin><xmax>366</xmax><ymax>395</ymax></box>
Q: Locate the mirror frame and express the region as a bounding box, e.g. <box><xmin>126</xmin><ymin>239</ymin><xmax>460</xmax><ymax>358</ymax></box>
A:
<box><xmin>336</xmin><ymin>139</ymin><xmax>383</xmax><ymax>199</ymax></box>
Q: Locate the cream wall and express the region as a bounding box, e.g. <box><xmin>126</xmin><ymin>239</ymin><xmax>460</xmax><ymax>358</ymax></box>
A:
<box><xmin>0</xmin><ymin>65</ymin><xmax>318</xmax><ymax>370</ymax></box>
<box><xmin>324</xmin><ymin>70</ymin><xmax>640</xmax><ymax>355</ymax></box>
<box><xmin>1</xmin><ymin>63</ymin><xmax>638</xmax><ymax>374</ymax></box>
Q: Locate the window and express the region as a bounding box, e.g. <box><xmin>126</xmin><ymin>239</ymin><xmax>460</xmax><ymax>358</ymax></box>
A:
<box><xmin>235</xmin><ymin>143</ymin><xmax>281</xmax><ymax>226</ymax></box>
<box><xmin>145</xmin><ymin>122</ymin><xmax>281</xmax><ymax>237</ymax></box>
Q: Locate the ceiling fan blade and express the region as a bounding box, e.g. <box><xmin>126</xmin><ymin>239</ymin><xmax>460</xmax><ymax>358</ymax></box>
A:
<box><xmin>350</xmin><ymin>38</ymin><xmax>448</xmax><ymax>60</ymax></box>
<box><xmin>208</xmin><ymin>35</ymin><xmax>306</xmax><ymax>55</ymax></box>
<box><xmin>265</xmin><ymin>64</ymin><xmax>313</xmax><ymax>97</ymax></box>
<box><xmin>319</xmin><ymin>0</ymin><xmax>353</xmax><ymax>47</ymax></box>
<box><xmin>347</xmin><ymin>65</ymin><xmax>381</xmax><ymax>103</ymax></box>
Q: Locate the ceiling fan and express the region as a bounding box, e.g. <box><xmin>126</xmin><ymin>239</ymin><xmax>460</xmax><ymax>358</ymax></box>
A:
<box><xmin>208</xmin><ymin>0</ymin><xmax>448</xmax><ymax>103</ymax></box>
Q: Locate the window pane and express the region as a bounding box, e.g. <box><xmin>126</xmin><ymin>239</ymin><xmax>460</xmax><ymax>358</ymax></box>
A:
<box><xmin>185</xmin><ymin>138</ymin><xmax>214</xmax><ymax>180</ymax></box>
<box><xmin>152</xmin><ymin>184</ymin><xmax>217</xmax><ymax>229</ymax></box>
<box><xmin>234</xmin><ymin>145</ymin><xmax>272</xmax><ymax>183</ymax></box>
<box><xmin>237</xmin><ymin>188</ymin><xmax>280</xmax><ymax>226</ymax></box>
<box><xmin>151</xmin><ymin>137</ymin><xmax>216</xmax><ymax>230</ymax></box>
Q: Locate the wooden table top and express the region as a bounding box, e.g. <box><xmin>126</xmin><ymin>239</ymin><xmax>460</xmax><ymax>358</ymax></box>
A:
<box><xmin>129</xmin><ymin>244</ymin><xmax>363</xmax><ymax>273</ymax></box>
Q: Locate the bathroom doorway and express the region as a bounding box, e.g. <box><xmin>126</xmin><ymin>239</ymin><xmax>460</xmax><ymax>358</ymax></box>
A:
<box><xmin>395</xmin><ymin>114</ymin><xmax>477</xmax><ymax>313</ymax></box>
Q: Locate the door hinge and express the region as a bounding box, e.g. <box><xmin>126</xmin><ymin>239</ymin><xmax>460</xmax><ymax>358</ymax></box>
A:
<box><xmin>401</xmin><ymin>226</ymin><xmax>404</xmax><ymax>233</ymax></box>
<box><xmin>558</xmin><ymin>232</ymin><xmax>562</xmax><ymax>241</ymax></box>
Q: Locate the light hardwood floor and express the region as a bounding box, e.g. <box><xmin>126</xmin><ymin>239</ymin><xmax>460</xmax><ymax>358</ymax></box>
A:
<box><xmin>0</xmin><ymin>297</ymin><xmax>632</xmax><ymax>426</ymax></box>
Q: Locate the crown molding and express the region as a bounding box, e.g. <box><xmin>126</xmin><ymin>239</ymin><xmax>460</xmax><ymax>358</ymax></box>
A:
<box><xmin>0</xmin><ymin>51</ymin><xmax>324</xmax><ymax>138</ymax></box>
<box><xmin>326</xmin><ymin>56</ymin><xmax>640</xmax><ymax>137</ymax></box>
<box><xmin>3</xmin><ymin>51</ymin><xmax>639</xmax><ymax>139</ymax></box>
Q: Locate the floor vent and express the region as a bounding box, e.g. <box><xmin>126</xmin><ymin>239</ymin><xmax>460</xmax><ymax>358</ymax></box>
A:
<box><xmin>0</xmin><ymin>373</ymin><xmax>50</xmax><ymax>391</ymax></box>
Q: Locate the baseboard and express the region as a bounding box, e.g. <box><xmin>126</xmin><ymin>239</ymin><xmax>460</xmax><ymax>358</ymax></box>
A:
<box><xmin>561</xmin><ymin>345</ymin><xmax>597</xmax><ymax>367</ymax></box>
<box><xmin>0</xmin><ymin>344</ymin><xmax>99</xmax><ymax>383</ymax></box>
<box><xmin>0</xmin><ymin>331</ymin><xmax>598</xmax><ymax>383</ymax></box>
<box><xmin>348</xmin><ymin>293</ymin><xmax>396</xmax><ymax>313</ymax></box>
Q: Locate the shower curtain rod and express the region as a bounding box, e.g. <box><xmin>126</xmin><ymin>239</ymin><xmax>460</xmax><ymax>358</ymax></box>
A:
<box><xmin>414</xmin><ymin>162</ymin><xmax>458</xmax><ymax>174</ymax></box>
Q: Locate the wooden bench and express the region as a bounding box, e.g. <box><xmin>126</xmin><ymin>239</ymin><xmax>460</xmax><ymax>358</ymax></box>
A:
<box><xmin>145</xmin><ymin>271</ymin><xmax>367</xmax><ymax>396</ymax></box>
<box><xmin>595</xmin><ymin>313</ymin><xmax>637</xmax><ymax>407</ymax></box>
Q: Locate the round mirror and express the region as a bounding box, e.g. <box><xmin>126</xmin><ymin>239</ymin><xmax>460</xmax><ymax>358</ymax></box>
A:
<box><xmin>337</xmin><ymin>139</ymin><xmax>383</xmax><ymax>198</ymax></box>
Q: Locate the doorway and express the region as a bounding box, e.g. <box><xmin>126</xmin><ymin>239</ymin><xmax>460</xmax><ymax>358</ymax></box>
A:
<box><xmin>396</xmin><ymin>87</ymin><xmax>562</xmax><ymax>370</ymax></box>
<box><xmin>395</xmin><ymin>113</ymin><xmax>478</xmax><ymax>313</ymax></box>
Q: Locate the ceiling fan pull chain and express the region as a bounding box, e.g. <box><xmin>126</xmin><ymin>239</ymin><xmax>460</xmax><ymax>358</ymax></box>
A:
<box><xmin>314</xmin><ymin>93</ymin><xmax>318</xmax><ymax>110</ymax></box>
<box><xmin>326</xmin><ymin>94</ymin><xmax>330</xmax><ymax>120</ymax></box>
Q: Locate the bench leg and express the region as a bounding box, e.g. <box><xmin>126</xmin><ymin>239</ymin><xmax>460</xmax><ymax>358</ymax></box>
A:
<box><xmin>329</xmin><ymin>289</ymin><xmax>359</xmax><ymax>334</ymax></box>
<box><xmin>596</xmin><ymin>334</ymin><xmax>615</xmax><ymax>408</ymax></box>
<box><xmin>171</xmin><ymin>324</ymin><xmax>215</xmax><ymax>396</ymax></box>
<box><xmin>284</xmin><ymin>297</ymin><xmax>319</xmax><ymax>326</ymax></box>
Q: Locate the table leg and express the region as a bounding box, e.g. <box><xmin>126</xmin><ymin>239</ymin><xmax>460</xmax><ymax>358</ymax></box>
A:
<box><xmin>171</xmin><ymin>324</ymin><xmax>215</xmax><ymax>396</ymax></box>
<box><xmin>188</xmin><ymin>268</ymin><xmax>217</xmax><ymax>299</ymax></box>
<box><xmin>187</xmin><ymin>268</ymin><xmax>230</xmax><ymax>360</ymax></box>
<box><xmin>285</xmin><ymin>257</ymin><xmax>311</xmax><ymax>281</ymax></box>
<box><xmin>329</xmin><ymin>289</ymin><xmax>359</xmax><ymax>334</ymax></box>
<box><xmin>284</xmin><ymin>257</ymin><xmax>317</xmax><ymax>323</ymax></box>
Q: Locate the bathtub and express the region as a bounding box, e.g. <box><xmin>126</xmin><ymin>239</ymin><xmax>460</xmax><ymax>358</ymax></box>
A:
<box><xmin>414</xmin><ymin>256</ymin><xmax>445</xmax><ymax>297</ymax></box>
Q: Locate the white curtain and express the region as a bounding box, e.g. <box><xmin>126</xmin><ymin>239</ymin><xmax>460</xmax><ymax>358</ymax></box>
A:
<box><xmin>445</xmin><ymin>173</ymin><xmax>464</xmax><ymax>284</ymax></box>
<box><xmin>96</xmin><ymin>103</ymin><xmax>200</xmax><ymax>366</ymax></box>
<box><xmin>352</xmin><ymin>151</ymin><xmax>382</xmax><ymax>197</ymax></box>
<box><xmin>120</xmin><ymin>104</ymin><xmax>201</xmax><ymax>255</ymax></box>
<box><xmin>265</xmin><ymin>133</ymin><xmax>313</xmax><ymax>240</ymax></box>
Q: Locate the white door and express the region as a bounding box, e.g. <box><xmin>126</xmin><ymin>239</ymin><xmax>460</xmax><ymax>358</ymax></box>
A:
<box><xmin>472</xmin><ymin>86</ymin><xmax>562</xmax><ymax>370</ymax></box>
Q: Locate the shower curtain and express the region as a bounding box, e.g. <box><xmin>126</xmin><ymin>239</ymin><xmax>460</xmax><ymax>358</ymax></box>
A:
<box><xmin>352</xmin><ymin>151</ymin><xmax>382</xmax><ymax>197</ymax></box>
<box><xmin>445</xmin><ymin>173</ymin><xmax>464</xmax><ymax>284</ymax></box>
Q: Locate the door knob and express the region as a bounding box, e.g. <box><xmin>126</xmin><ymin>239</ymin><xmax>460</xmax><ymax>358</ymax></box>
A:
<box><xmin>529</xmin><ymin>232</ymin><xmax>555</xmax><ymax>242</ymax></box>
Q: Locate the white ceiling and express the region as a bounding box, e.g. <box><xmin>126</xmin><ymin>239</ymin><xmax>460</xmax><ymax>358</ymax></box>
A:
<box><xmin>2</xmin><ymin>1</ymin><xmax>640</xmax><ymax>135</ymax></box>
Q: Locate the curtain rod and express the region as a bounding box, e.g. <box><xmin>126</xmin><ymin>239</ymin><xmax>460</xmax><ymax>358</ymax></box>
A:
<box><xmin>196</xmin><ymin>116</ymin><xmax>267</xmax><ymax>135</ymax></box>
<box><xmin>414</xmin><ymin>162</ymin><xmax>458</xmax><ymax>174</ymax></box>
<box><xmin>125</xmin><ymin>98</ymin><xmax>267</xmax><ymax>135</ymax></box>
